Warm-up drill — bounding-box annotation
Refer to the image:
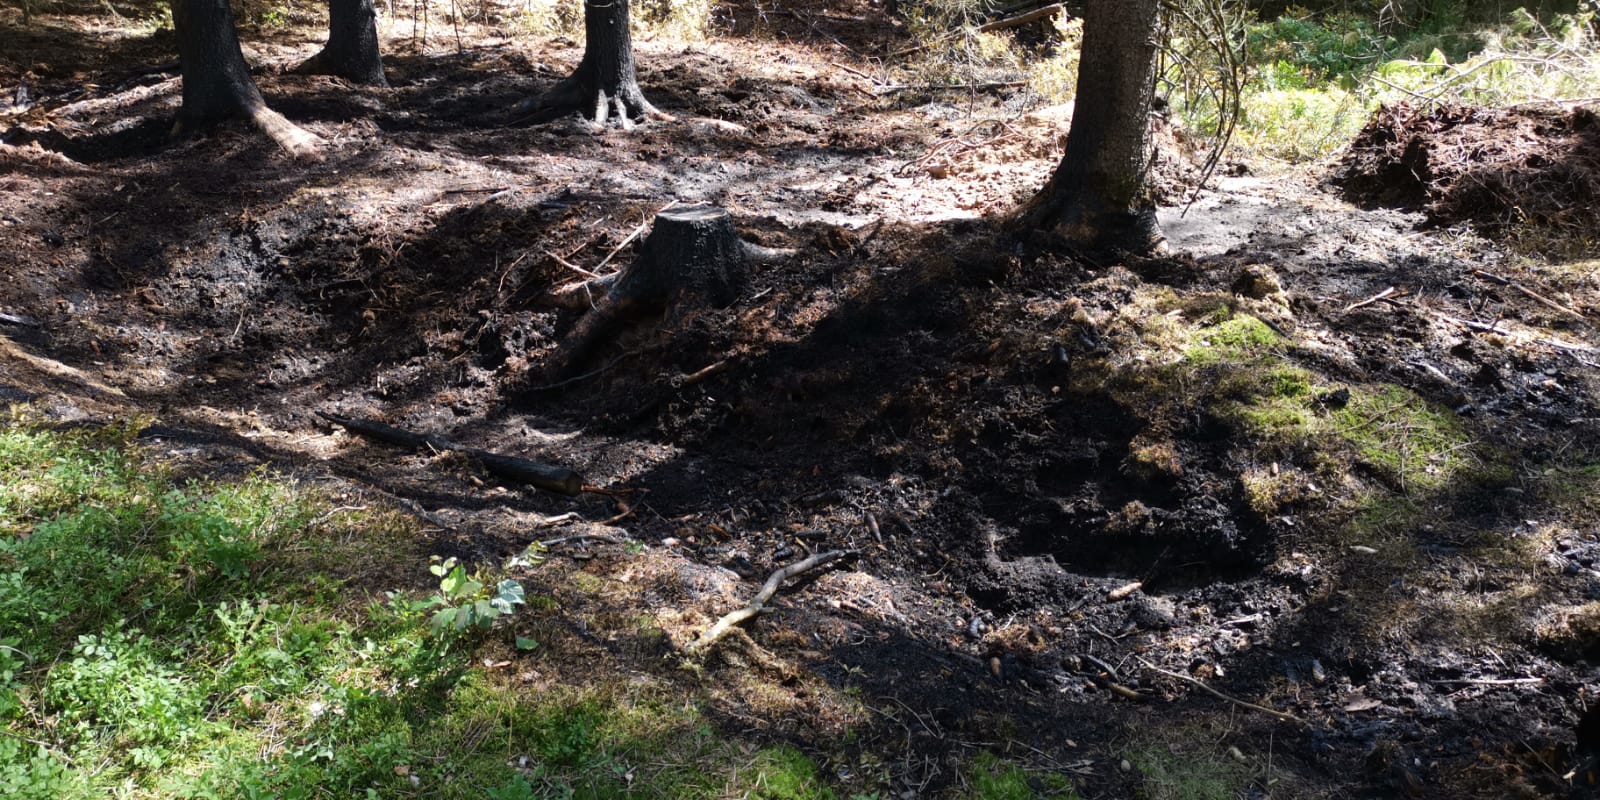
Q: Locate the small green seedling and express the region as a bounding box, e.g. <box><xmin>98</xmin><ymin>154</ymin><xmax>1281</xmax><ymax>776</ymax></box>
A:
<box><xmin>424</xmin><ymin>557</ymin><xmax>527</xmax><ymax>634</ymax></box>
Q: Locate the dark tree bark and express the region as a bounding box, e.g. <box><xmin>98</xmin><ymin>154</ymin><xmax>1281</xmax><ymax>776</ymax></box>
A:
<box><xmin>173</xmin><ymin>0</ymin><xmax>323</xmax><ymax>157</ymax></box>
<box><xmin>294</xmin><ymin>0</ymin><xmax>388</xmax><ymax>86</ymax></box>
<box><xmin>1015</xmin><ymin>0</ymin><xmax>1163</xmax><ymax>254</ymax></box>
<box><xmin>514</xmin><ymin>0</ymin><xmax>671</xmax><ymax>129</ymax></box>
<box><xmin>545</xmin><ymin>205</ymin><xmax>745</xmax><ymax>379</ymax></box>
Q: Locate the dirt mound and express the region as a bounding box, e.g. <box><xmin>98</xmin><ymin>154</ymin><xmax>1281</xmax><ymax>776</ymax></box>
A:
<box><xmin>1334</xmin><ymin>103</ymin><xmax>1600</xmax><ymax>250</ymax></box>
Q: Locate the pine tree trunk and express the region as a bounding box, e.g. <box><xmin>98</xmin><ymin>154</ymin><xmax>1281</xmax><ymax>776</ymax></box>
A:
<box><xmin>1016</xmin><ymin>0</ymin><xmax>1163</xmax><ymax>254</ymax></box>
<box><xmin>295</xmin><ymin>0</ymin><xmax>389</xmax><ymax>86</ymax></box>
<box><xmin>514</xmin><ymin>0</ymin><xmax>670</xmax><ymax>129</ymax></box>
<box><xmin>173</xmin><ymin>0</ymin><xmax>323</xmax><ymax>157</ymax></box>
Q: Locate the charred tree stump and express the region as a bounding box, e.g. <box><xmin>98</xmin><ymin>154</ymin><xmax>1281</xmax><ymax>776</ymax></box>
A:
<box><xmin>546</xmin><ymin>205</ymin><xmax>746</xmax><ymax>381</ymax></box>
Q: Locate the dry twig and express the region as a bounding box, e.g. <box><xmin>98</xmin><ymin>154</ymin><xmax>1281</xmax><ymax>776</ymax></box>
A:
<box><xmin>1344</xmin><ymin>286</ymin><xmax>1409</xmax><ymax>312</ymax></box>
<box><xmin>1139</xmin><ymin>657</ymin><xmax>1303</xmax><ymax>723</ymax></box>
<box><xmin>688</xmin><ymin>550</ymin><xmax>858</xmax><ymax>653</ymax></box>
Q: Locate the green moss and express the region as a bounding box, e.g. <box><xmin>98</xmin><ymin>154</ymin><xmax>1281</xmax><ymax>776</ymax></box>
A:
<box><xmin>1183</xmin><ymin>314</ymin><xmax>1281</xmax><ymax>365</ymax></box>
<box><xmin>1129</xmin><ymin>743</ymin><xmax>1253</xmax><ymax>800</ymax></box>
<box><xmin>737</xmin><ymin>746</ymin><xmax>837</xmax><ymax>799</ymax></box>
<box><xmin>570</xmin><ymin>571</ymin><xmax>607</xmax><ymax>594</ymax></box>
<box><xmin>1332</xmin><ymin>384</ymin><xmax>1473</xmax><ymax>493</ymax></box>
<box><xmin>965</xmin><ymin>752</ymin><xmax>1079</xmax><ymax>799</ymax></box>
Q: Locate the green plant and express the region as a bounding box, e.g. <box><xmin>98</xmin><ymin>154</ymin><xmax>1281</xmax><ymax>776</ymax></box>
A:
<box><xmin>486</xmin><ymin>775</ymin><xmax>539</xmax><ymax>800</ymax></box>
<box><xmin>255</xmin><ymin>3</ymin><xmax>290</xmax><ymax>27</ymax></box>
<box><xmin>422</xmin><ymin>556</ymin><xmax>527</xmax><ymax>635</ymax></box>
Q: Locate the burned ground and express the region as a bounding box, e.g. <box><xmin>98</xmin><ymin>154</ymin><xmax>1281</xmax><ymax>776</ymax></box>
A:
<box><xmin>5</xmin><ymin>4</ymin><xmax>1600</xmax><ymax>798</ymax></box>
<box><xmin>1336</xmin><ymin>102</ymin><xmax>1600</xmax><ymax>258</ymax></box>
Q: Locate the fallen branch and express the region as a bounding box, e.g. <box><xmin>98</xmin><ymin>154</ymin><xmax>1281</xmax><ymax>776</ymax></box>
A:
<box><xmin>319</xmin><ymin>412</ymin><xmax>582</xmax><ymax>496</ymax></box>
<box><xmin>1085</xmin><ymin>673</ymin><xmax>1148</xmax><ymax>701</ymax></box>
<box><xmin>688</xmin><ymin>550</ymin><xmax>857</xmax><ymax>653</ymax></box>
<box><xmin>1344</xmin><ymin>286</ymin><xmax>1409</xmax><ymax>313</ymax></box>
<box><xmin>543</xmin><ymin>272</ymin><xmax>618</xmax><ymax>310</ymax></box>
<box><xmin>830</xmin><ymin>61</ymin><xmax>882</xmax><ymax>84</ymax></box>
<box><xmin>1138</xmin><ymin>657</ymin><xmax>1302</xmax><ymax>723</ymax></box>
<box><xmin>594</xmin><ymin>200</ymin><xmax>679</xmax><ymax>273</ymax></box>
<box><xmin>889</xmin><ymin>2</ymin><xmax>1067</xmax><ymax>56</ymax></box>
<box><xmin>1515</xmin><ymin>287</ymin><xmax>1570</xmax><ymax>318</ymax></box>
<box><xmin>1106</xmin><ymin>581</ymin><xmax>1143</xmax><ymax>601</ymax></box>
<box><xmin>539</xmin><ymin>532</ymin><xmax>626</xmax><ymax>548</ymax></box>
<box><xmin>524</xmin><ymin>348</ymin><xmax>644</xmax><ymax>392</ymax></box>
<box><xmin>672</xmin><ymin>359</ymin><xmax>728</xmax><ymax>388</ymax></box>
<box><xmin>1473</xmin><ymin>269</ymin><xmax>1592</xmax><ymax>325</ymax></box>
<box><xmin>977</xmin><ymin>2</ymin><xmax>1065</xmax><ymax>33</ymax></box>
<box><xmin>877</xmin><ymin>81</ymin><xmax>1027</xmax><ymax>95</ymax></box>
<box><xmin>1435</xmin><ymin>312</ymin><xmax>1503</xmax><ymax>334</ymax></box>
<box><xmin>1430</xmin><ymin>676</ymin><xmax>1543</xmax><ymax>686</ymax></box>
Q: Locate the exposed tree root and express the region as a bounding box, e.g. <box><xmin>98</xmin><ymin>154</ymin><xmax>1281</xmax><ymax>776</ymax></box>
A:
<box><xmin>687</xmin><ymin>550</ymin><xmax>857</xmax><ymax>654</ymax></box>
<box><xmin>318</xmin><ymin>411</ymin><xmax>582</xmax><ymax>495</ymax></box>
<box><xmin>171</xmin><ymin>103</ymin><xmax>324</xmax><ymax>160</ymax></box>
<box><xmin>515</xmin><ymin>77</ymin><xmax>673</xmax><ymax>130</ymax></box>
<box><xmin>247</xmin><ymin>105</ymin><xmax>325</xmax><ymax>160</ymax></box>
<box><xmin>291</xmin><ymin>47</ymin><xmax>389</xmax><ymax>87</ymax></box>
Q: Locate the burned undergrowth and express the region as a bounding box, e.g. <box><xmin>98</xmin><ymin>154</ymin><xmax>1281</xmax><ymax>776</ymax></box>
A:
<box><xmin>5</xmin><ymin>5</ymin><xmax>1600</xmax><ymax>797</ymax></box>
<box><xmin>1336</xmin><ymin>102</ymin><xmax>1600</xmax><ymax>258</ymax></box>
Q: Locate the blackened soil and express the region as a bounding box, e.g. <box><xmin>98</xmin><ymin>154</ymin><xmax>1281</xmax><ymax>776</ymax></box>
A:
<box><xmin>5</xmin><ymin>7</ymin><xmax>1600</xmax><ymax>799</ymax></box>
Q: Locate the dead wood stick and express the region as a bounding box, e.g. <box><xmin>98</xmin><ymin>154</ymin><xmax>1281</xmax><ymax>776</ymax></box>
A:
<box><xmin>877</xmin><ymin>80</ymin><xmax>1027</xmax><ymax>95</ymax></box>
<box><xmin>1473</xmin><ymin>269</ymin><xmax>1591</xmax><ymax>323</ymax></box>
<box><xmin>1106</xmin><ymin>581</ymin><xmax>1143</xmax><ymax>602</ymax></box>
<box><xmin>1085</xmin><ymin>673</ymin><xmax>1147</xmax><ymax>701</ymax></box>
<box><xmin>688</xmin><ymin>550</ymin><xmax>858</xmax><ymax>653</ymax></box>
<box><xmin>1540</xmin><ymin>337</ymin><xmax>1599</xmax><ymax>353</ymax></box>
<box><xmin>319</xmin><ymin>412</ymin><xmax>582</xmax><ymax>496</ymax></box>
<box><xmin>543</xmin><ymin>273</ymin><xmax>619</xmax><ymax>310</ymax></box>
<box><xmin>539</xmin><ymin>532</ymin><xmax>626</xmax><ymax>548</ymax></box>
<box><xmin>531</xmin><ymin>511</ymin><xmax>583</xmax><ymax>528</ymax></box>
<box><xmin>594</xmin><ymin>200</ymin><xmax>679</xmax><ymax>273</ymax></box>
<box><xmin>830</xmin><ymin>61</ymin><xmax>881</xmax><ymax>83</ymax></box>
<box><xmin>1435</xmin><ymin>313</ymin><xmax>1503</xmax><ymax>334</ymax></box>
<box><xmin>1138</xmin><ymin>658</ymin><xmax>1303</xmax><ymax>723</ymax></box>
<box><xmin>977</xmin><ymin>2</ymin><xmax>1065</xmax><ymax>32</ymax></box>
<box><xmin>1430</xmin><ymin>676</ymin><xmax>1543</xmax><ymax>686</ymax></box>
<box><xmin>673</xmin><ymin>359</ymin><xmax>728</xmax><ymax>387</ymax></box>
<box><xmin>889</xmin><ymin>3</ymin><xmax>1065</xmax><ymax>56</ymax></box>
<box><xmin>548</xmin><ymin>250</ymin><xmax>602</xmax><ymax>279</ymax></box>
<box><xmin>1513</xmin><ymin>286</ymin><xmax>1588</xmax><ymax>324</ymax></box>
<box><xmin>1344</xmin><ymin>286</ymin><xmax>1407</xmax><ymax>313</ymax></box>
<box><xmin>525</xmin><ymin>348</ymin><xmax>643</xmax><ymax>392</ymax></box>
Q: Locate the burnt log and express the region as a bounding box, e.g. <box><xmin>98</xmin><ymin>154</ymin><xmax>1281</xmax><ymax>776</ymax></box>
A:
<box><xmin>319</xmin><ymin>412</ymin><xmax>582</xmax><ymax>496</ymax></box>
<box><xmin>546</xmin><ymin>205</ymin><xmax>747</xmax><ymax>380</ymax></box>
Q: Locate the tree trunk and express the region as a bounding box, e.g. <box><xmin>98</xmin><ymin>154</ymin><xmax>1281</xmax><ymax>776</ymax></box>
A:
<box><xmin>513</xmin><ymin>0</ymin><xmax>671</xmax><ymax>129</ymax></box>
<box><xmin>1014</xmin><ymin>0</ymin><xmax>1163</xmax><ymax>255</ymax></box>
<box><xmin>295</xmin><ymin>0</ymin><xmax>389</xmax><ymax>86</ymax></box>
<box><xmin>173</xmin><ymin>0</ymin><xmax>323</xmax><ymax>158</ymax></box>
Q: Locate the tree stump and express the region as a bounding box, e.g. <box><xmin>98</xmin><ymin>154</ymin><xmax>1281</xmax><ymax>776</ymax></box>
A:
<box><xmin>545</xmin><ymin>205</ymin><xmax>747</xmax><ymax>380</ymax></box>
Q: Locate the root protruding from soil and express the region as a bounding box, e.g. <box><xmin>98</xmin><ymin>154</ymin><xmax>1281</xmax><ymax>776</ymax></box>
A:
<box><xmin>517</xmin><ymin>76</ymin><xmax>671</xmax><ymax>130</ymax></box>
<box><xmin>512</xmin><ymin>0</ymin><xmax>672</xmax><ymax>130</ymax></box>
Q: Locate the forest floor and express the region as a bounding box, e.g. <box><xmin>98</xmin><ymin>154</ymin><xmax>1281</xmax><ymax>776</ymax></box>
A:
<box><xmin>4</xmin><ymin>2</ymin><xmax>1600</xmax><ymax>798</ymax></box>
